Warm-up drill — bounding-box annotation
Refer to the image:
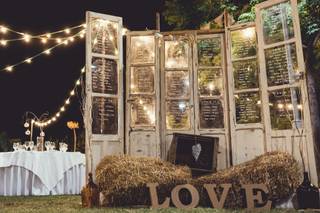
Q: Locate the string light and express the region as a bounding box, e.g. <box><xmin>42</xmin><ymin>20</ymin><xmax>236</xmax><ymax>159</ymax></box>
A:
<box><xmin>0</xmin><ymin>26</ymin><xmax>8</xmax><ymax>33</ymax></box>
<box><xmin>0</xmin><ymin>39</ymin><xmax>7</xmax><ymax>46</ymax></box>
<box><xmin>33</xmin><ymin>67</ymin><xmax>85</xmax><ymax>128</ymax></box>
<box><xmin>0</xmin><ymin>23</ymin><xmax>86</xmax><ymax>46</ymax></box>
<box><xmin>23</xmin><ymin>33</ymin><xmax>31</xmax><ymax>43</ymax></box>
<box><xmin>0</xmin><ymin>30</ymin><xmax>83</xmax><ymax>72</ymax></box>
<box><xmin>25</xmin><ymin>58</ymin><xmax>32</xmax><ymax>64</ymax></box>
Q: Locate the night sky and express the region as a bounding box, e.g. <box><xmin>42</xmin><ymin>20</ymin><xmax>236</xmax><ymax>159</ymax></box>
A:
<box><xmin>0</xmin><ymin>0</ymin><xmax>166</xmax><ymax>141</ymax></box>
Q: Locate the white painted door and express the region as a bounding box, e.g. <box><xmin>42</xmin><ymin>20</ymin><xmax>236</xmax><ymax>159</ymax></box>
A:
<box><xmin>255</xmin><ymin>0</ymin><xmax>318</xmax><ymax>184</ymax></box>
<box><xmin>161</xmin><ymin>33</ymin><xmax>195</xmax><ymax>159</ymax></box>
<box><xmin>125</xmin><ymin>31</ymin><xmax>160</xmax><ymax>157</ymax></box>
<box><xmin>85</xmin><ymin>11</ymin><xmax>124</xmax><ymax>176</ymax></box>
<box><xmin>227</xmin><ymin>23</ymin><xmax>265</xmax><ymax>164</ymax></box>
<box><xmin>194</xmin><ymin>33</ymin><xmax>230</xmax><ymax>170</ymax></box>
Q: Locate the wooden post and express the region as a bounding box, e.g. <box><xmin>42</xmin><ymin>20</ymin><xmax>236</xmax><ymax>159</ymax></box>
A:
<box><xmin>156</xmin><ymin>12</ymin><xmax>160</xmax><ymax>31</ymax></box>
<box><xmin>73</xmin><ymin>128</ymin><xmax>77</xmax><ymax>152</ymax></box>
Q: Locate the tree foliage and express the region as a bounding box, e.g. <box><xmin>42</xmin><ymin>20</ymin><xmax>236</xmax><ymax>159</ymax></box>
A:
<box><xmin>163</xmin><ymin>0</ymin><xmax>320</xmax><ymax>44</ymax></box>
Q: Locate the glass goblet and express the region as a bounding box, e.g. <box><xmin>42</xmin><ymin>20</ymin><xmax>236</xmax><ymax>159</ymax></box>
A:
<box><xmin>24</xmin><ymin>141</ymin><xmax>30</xmax><ymax>151</ymax></box>
<box><xmin>45</xmin><ymin>141</ymin><xmax>50</xmax><ymax>151</ymax></box>
<box><xmin>29</xmin><ymin>141</ymin><xmax>34</xmax><ymax>151</ymax></box>
<box><xmin>50</xmin><ymin>142</ymin><xmax>56</xmax><ymax>151</ymax></box>
<box><xmin>13</xmin><ymin>142</ymin><xmax>19</xmax><ymax>151</ymax></box>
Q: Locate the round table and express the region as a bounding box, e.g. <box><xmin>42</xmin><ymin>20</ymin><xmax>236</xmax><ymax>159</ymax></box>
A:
<box><xmin>0</xmin><ymin>151</ymin><xmax>85</xmax><ymax>196</ymax></box>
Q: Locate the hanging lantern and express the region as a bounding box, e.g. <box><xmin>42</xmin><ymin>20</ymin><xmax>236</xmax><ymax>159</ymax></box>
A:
<box><xmin>24</xmin><ymin>122</ymin><xmax>30</xmax><ymax>128</ymax></box>
<box><xmin>25</xmin><ymin>130</ymin><xmax>31</xmax><ymax>135</ymax></box>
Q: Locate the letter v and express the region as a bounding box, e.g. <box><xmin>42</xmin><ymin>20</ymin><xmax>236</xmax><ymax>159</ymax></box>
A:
<box><xmin>204</xmin><ymin>184</ymin><xmax>231</xmax><ymax>208</ymax></box>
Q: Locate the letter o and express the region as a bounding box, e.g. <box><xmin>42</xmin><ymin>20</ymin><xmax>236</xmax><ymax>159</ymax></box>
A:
<box><xmin>171</xmin><ymin>184</ymin><xmax>199</xmax><ymax>209</ymax></box>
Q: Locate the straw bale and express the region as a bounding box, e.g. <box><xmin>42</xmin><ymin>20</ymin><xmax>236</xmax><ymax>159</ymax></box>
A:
<box><xmin>96</xmin><ymin>152</ymin><xmax>300</xmax><ymax>208</ymax></box>
<box><xmin>192</xmin><ymin>151</ymin><xmax>300</xmax><ymax>208</ymax></box>
<box><xmin>95</xmin><ymin>155</ymin><xmax>191</xmax><ymax>207</ymax></box>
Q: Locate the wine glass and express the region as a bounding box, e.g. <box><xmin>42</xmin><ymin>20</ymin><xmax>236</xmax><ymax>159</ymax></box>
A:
<box><xmin>13</xmin><ymin>142</ymin><xmax>19</xmax><ymax>151</ymax></box>
<box><xmin>24</xmin><ymin>141</ymin><xmax>30</xmax><ymax>151</ymax></box>
<box><xmin>29</xmin><ymin>141</ymin><xmax>34</xmax><ymax>151</ymax></box>
<box><xmin>50</xmin><ymin>142</ymin><xmax>56</xmax><ymax>151</ymax></box>
<box><xmin>62</xmin><ymin>143</ymin><xmax>68</xmax><ymax>152</ymax></box>
<box><xmin>45</xmin><ymin>141</ymin><xmax>50</xmax><ymax>151</ymax></box>
<box><xmin>59</xmin><ymin>143</ymin><xmax>64</xmax><ymax>151</ymax></box>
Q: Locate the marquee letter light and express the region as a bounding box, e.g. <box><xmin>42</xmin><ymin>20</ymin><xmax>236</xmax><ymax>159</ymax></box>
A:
<box><xmin>147</xmin><ymin>183</ymin><xmax>170</xmax><ymax>209</ymax></box>
<box><xmin>242</xmin><ymin>184</ymin><xmax>272</xmax><ymax>210</ymax></box>
<box><xmin>171</xmin><ymin>184</ymin><xmax>199</xmax><ymax>210</ymax></box>
<box><xmin>204</xmin><ymin>184</ymin><xmax>231</xmax><ymax>208</ymax></box>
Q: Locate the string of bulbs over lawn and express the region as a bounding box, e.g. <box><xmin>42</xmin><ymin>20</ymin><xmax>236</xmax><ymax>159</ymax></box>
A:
<box><xmin>0</xmin><ymin>24</ymin><xmax>86</xmax><ymax>72</ymax></box>
<box><xmin>32</xmin><ymin>67</ymin><xmax>85</xmax><ymax>128</ymax></box>
<box><xmin>0</xmin><ymin>21</ymin><xmax>128</xmax><ymax>128</ymax></box>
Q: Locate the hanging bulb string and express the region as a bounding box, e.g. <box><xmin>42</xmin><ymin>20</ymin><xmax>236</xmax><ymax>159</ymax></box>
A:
<box><xmin>0</xmin><ymin>23</ymin><xmax>86</xmax><ymax>40</ymax></box>
<box><xmin>1</xmin><ymin>30</ymin><xmax>85</xmax><ymax>73</ymax></box>
<box><xmin>34</xmin><ymin>67</ymin><xmax>85</xmax><ymax>128</ymax></box>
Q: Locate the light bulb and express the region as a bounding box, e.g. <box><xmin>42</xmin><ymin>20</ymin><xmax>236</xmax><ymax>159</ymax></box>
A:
<box><xmin>80</xmin><ymin>33</ymin><xmax>85</xmax><ymax>38</ymax></box>
<box><xmin>52</xmin><ymin>117</ymin><xmax>57</xmax><ymax>121</ymax></box>
<box><xmin>5</xmin><ymin>66</ymin><xmax>13</xmax><ymax>72</ymax></box>
<box><xmin>81</xmin><ymin>68</ymin><xmax>85</xmax><ymax>73</ymax></box>
<box><xmin>65</xmin><ymin>99</ymin><xmax>70</xmax><ymax>104</ymax></box>
<box><xmin>56</xmin><ymin>112</ymin><xmax>60</xmax><ymax>117</ymax></box>
<box><xmin>64</xmin><ymin>28</ymin><xmax>70</xmax><ymax>34</ymax></box>
<box><xmin>63</xmin><ymin>40</ymin><xmax>69</xmax><ymax>45</ymax></box>
<box><xmin>41</xmin><ymin>38</ymin><xmax>47</xmax><ymax>44</ymax></box>
<box><xmin>45</xmin><ymin>49</ymin><xmax>51</xmax><ymax>55</ymax></box>
<box><xmin>56</xmin><ymin>38</ymin><xmax>62</xmax><ymax>43</ymax></box>
<box><xmin>70</xmin><ymin>90</ymin><xmax>75</xmax><ymax>96</ymax></box>
<box><xmin>76</xmin><ymin>80</ymin><xmax>80</xmax><ymax>85</ymax></box>
<box><xmin>60</xmin><ymin>106</ymin><xmax>65</xmax><ymax>112</ymax></box>
<box><xmin>23</xmin><ymin>34</ymin><xmax>31</xmax><ymax>43</ymax></box>
<box><xmin>24</xmin><ymin>122</ymin><xmax>30</xmax><ymax>128</ymax></box>
<box><xmin>0</xmin><ymin>40</ymin><xmax>7</xmax><ymax>46</ymax></box>
<box><xmin>0</xmin><ymin>26</ymin><xmax>8</xmax><ymax>33</ymax></box>
<box><xmin>69</xmin><ymin>37</ymin><xmax>74</xmax><ymax>42</ymax></box>
<box><xmin>46</xmin><ymin>33</ymin><xmax>51</xmax><ymax>38</ymax></box>
<box><xmin>82</xmin><ymin>23</ymin><xmax>87</xmax><ymax>28</ymax></box>
<box><xmin>25</xmin><ymin>58</ymin><xmax>32</xmax><ymax>64</ymax></box>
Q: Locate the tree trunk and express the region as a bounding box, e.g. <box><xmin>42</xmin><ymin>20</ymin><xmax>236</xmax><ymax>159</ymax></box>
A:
<box><xmin>73</xmin><ymin>128</ymin><xmax>77</xmax><ymax>152</ymax></box>
<box><xmin>305</xmin><ymin>32</ymin><xmax>320</xmax><ymax>177</ymax></box>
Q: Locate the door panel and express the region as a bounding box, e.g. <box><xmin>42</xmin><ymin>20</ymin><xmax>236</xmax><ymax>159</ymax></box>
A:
<box><xmin>194</xmin><ymin>33</ymin><xmax>230</xmax><ymax>170</ymax></box>
<box><xmin>227</xmin><ymin>24</ymin><xmax>265</xmax><ymax>165</ymax></box>
<box><xmin>85</xmin><ymin>12</ymin><xmax>124</xmax><ymax>177</ymax></box>
<box><xmin>126</xmin><ymin>31</ymin><xmax>160</xmax><ymax>158</ymax></box>
<box><xmin>255</xmin><ymin>0</ymin><xmax>318</xmax><ymax>184</ymax></box>
<box><xmin>161</xmin><ymin>33</ymin><xmax>195</xmax><ymax>159</ymax></box>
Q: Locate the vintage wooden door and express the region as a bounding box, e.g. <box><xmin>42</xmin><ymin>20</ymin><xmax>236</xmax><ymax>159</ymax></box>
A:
<box><xmin>227</xmin><ymin>23</ymin><xmax>265</xmax><ymax>164</ymax></box>
<box><xmin>161</xmin><ymin>31</ymin><xmax>230</xmax><ymax>170</ymax></box>
<box><xmin>194</xmin><ymin>32</ymin><xmax>231</xmax><ymax>170</ymax></box>
<box><xmin>125</xmin><ymin>31</ymin><xmax>161</xmax><ymax>157</ymax></box>
<box><xmin>85</xmin><ymin>11</ymin><xmax>124</xmax><ymax>175</ymax></box>
<box><xmin>255</xmin><ymin>0</ymin><xmax>318</xmax><ymax>183</ymax></box>
<box><xmin>161</xmin><ymin>32</ymin><xmax>196</xmax><ymax>159</ymax></box>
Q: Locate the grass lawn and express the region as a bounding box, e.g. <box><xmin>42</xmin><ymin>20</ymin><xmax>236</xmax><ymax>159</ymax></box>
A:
<box><xmin>0</xmin><ymin>195</ymin><xmax>311</xmax><ymax>213</ymax></box>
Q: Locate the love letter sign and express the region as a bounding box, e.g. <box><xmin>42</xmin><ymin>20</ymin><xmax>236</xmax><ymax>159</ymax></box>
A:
<box><xmin>147</xmin><ymin>183</ymin><xmax>272</xmax><ymax>210</ymax></box>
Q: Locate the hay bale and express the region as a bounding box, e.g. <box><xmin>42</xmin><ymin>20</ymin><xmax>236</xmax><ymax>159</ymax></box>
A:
<box><xmin>95</xmin><ymin>155</ymin><xmax>191</xmax><ymax>207</ymax></box>
<box><xmin>192</xmin><ymin>151</ymin><xmax>300</xmax><ymax>208</ymax></box>
<box><xmin>96</xmin><ymin>152</ymin><xmax>300</xmax><ymax>208</ymax></box>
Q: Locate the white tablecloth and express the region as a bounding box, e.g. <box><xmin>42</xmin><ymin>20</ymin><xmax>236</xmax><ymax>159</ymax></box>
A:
<box><xmin>0</xmin><ymin>151</ymin><xmax>86</xmax><ymax>196</ymax></box>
